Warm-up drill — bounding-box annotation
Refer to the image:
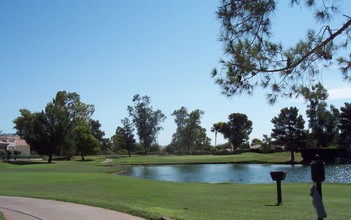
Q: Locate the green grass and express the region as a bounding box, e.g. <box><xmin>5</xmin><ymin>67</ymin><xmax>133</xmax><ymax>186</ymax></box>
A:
<box><xmin>0</xmin><ymin>153</ymin><xmax>349</xmax><ymax>220</ymax></box>
<box><xmin>108</xmin><ymin>151</ymin><xmax>303</xmax><ymax>165</ymax></box>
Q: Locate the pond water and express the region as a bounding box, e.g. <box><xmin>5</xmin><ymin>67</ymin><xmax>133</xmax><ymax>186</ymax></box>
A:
<box><xmin>120</xmin><ymin>164</ymin><xmax>351</xmax><ymax>184</ymax></box>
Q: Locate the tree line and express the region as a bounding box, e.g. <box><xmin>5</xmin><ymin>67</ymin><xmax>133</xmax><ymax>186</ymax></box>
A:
<box><xmin>12</xmin><ymin>87</ymin><xmax>351</xmax><ymax>163</ymax></box>
<box><xmin>212</xmin><ymin>101</ymin><xmax>351</xmax><ymax>164</ymax></box>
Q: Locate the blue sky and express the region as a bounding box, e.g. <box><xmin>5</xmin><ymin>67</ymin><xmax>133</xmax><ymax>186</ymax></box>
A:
<box><xmin>1</xmin><ymin>1</ymin><xmax>351</xmax><ymax>146</ymax></box>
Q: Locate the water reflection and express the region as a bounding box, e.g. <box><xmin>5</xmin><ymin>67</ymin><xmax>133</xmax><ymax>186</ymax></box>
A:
<box><xmin>120</xmin><ymin>164</ymin><xmax>351</xmax><ymax>184</ymax></box>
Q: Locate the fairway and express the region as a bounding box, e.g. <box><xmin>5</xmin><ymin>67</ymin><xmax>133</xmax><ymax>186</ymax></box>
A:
<box><xmin>0</xmin><ymin>154</ymin><xmax>350</xmax><ymax>220</ymax></box>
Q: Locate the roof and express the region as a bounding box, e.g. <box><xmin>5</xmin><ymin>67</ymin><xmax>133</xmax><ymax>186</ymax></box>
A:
<box><xmin>250</xmin><ymin>144</ymin><xmax>262</xmax><ymax>149</ymax></box>
<box><xmin>0</xmin><ymin>135</ymin><xmax>29</xmax><ymax>147</ymax></box>
<box><xmin>0</xmin><ymin>139</ymin><xmax>10</xmax><ymax>147</ymax></box>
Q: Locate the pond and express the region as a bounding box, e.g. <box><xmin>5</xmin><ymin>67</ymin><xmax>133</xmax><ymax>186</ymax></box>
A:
<box><xmin>120</xmin><ymin>164</ymin><xmax>351</xmax><ymax>184</ymax></box>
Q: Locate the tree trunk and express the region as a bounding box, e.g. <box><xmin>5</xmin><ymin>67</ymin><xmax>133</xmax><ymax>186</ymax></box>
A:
<box><xmin>48</xmin><ymin>153</ymin><xmax>53</xmax><ymax>163</ymax></box>
<box><xmin>81</xmin><ymin>151</ymin><xmax>85</xmax><ymax>161</ymax></box>
<box><xmin>231</xmin><ymin>143</ymin><xmax>236</xmax><ymax>154</ymax></box>
<box><xmin>290</xmin><ymin>150</ymin><xmax>295</xmax><ymax>163</ymax></box>
<box><xmin>214</xmin><ymin>132</ymin><xmax>217</xmax><ymax>147</ymax></box>
<box><xmin>128</xmin><ymin>150</ymin><xmax>131</xmax><ymax>157</ymax></box>
<box><xmin>144</xmin><ymin>146</ymin><xmax>147</xmax><ymax>155</ymax></box>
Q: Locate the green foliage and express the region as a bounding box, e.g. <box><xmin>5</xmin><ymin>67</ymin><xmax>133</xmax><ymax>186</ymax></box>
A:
<box><xmin>149</xmin><ymin>143</ymin><xmax>161</xmax><ymax>152</ymax></box>
<box><xmin>13</xmin><ymin>150</ymin><xmax>21</xmax><ymax>156</ymax></box>
<box><xmin>171</xmin><ymin>107</ymin><xmax>210</xmax><ymax>154</ymax></box>
<box><xmin>271</xmin><ymin>107</ymin><xmax>305</xmax><ymax>162</ymax></box>
<box><xmin>251</xmin><ymin>138</ymin><xmax>263</xmax><ymax>146</ymax></box>
<box><xmin>301</xmin><ymin>83</ymin><xmax>340</xmax><ymax>148</ymax></box>
<box><xmin>128</xmin><ymin>95</ymin><xmax>166</xmax><ymax>155</ymax></box>
<box><xmin>13</xmin><ymin>91</ymin><xmax>99</xmax><ymax>163</ymax></box>
<box><xmin>112</xmin><ymin>118</ymin><xmax>136</xmax><ymax>157</ymax></box>
<box><xmin>213</xmin><ymin>0</ymin><xmax>351</xmax><ymax>103</ymax></box>
<box><xmin>339</xmin><ymin>102</ymin><xmax>351</xmax><ymax>149</ymax></box>
<box><xmin>261</xmin><ymin>134</ymin><xmax>272</xmax><ymax>153</ymax></box>
<box><xmin>90</xmin><ymin>119</ymin><xmax>111</xmax><ymax>153</ymax></box>
<box><xmin>216</xmin><ymin>113</ymin><xmax>253</xmax><ymax>153</ymax></box>
<box><xmin>74</xmin><ymin>123</ymin><xmax>99</xmax><ymax>161</ymax></box>
<box><xmin>211</xmin><ymin>122</ymin><xmax>225</xmax><ymax>147</ymax></box>
<box><xmin>215</xmin><ymin>142</ymin><xmax>232</xmax><ymax>150</ymax></box>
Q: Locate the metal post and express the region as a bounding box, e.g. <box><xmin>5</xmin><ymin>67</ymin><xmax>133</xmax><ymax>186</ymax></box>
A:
<box><xmin>276</xmin><ymin>180</ymin><xmax>282</xmax><ymax>205</ymax></box>
<box><xmin>316</xmin><ymin>181</ymin><xmax>322</xmax><ymax>199</ymax></box>
<box><xmin>270</xmin><ymin>171</ymin><xmax>286</xmax><ymax>205</ymax></box>
<box><xmin>311</xmin><ymin>155</ymin><xmax>326</xmax><ymax>220</ymax></box>
<box><xmin>316</xmin><ymin>181</ymin><xmax>322</xmax><ymax>220</ymax></box>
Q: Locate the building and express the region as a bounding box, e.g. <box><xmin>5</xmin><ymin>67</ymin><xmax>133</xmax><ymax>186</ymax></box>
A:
<box><xmin>0</xmin><ymin>134</ymin><xmax>30</xmax><ymax>156</ymax></box>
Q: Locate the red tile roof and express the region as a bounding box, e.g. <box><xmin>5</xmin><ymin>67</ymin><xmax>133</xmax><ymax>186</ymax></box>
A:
<box><xmin>0</xmin><ymin>135</ymin><xmax>29</xmax><ymax>147</ymax></box>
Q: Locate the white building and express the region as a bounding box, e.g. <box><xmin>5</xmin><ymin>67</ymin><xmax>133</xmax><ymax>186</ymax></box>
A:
<box><xmin>0</xmin><ymin>135</ymin><xmax>30</xmax><ymax>156</ymax></box>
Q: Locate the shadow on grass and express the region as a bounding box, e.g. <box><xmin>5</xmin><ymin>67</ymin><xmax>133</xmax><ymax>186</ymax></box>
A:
<box><xmin>4</xmin><ymin>160</ymin><xmax>47</xmax><ymax>165</ymax></box>
<box><xmin>265</xmin><ymin>203</ymin><xmax>282</xmax><ymax>207</ymax></box>
<box><xmin>78</xmin><ymin>159</ymin><xmax>94</xmax><ymax>162</ymax></box>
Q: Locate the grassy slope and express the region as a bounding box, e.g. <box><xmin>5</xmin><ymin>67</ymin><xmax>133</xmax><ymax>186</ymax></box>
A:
<box><xmin>0</xmin><ymin>153</ymin><xmax>349</xmax><ymax>220</ymax></box>
<box><xmin>109</xmin><ymin>152</ymin><xmax>303</xmax><ymax>165</ymax></box>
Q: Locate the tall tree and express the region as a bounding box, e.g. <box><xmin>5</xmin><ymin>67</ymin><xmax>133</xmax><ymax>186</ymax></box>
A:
<box><xmin>339</xmin><ymin>103</ymin><xmax>351</xmax><ymax>149</ymax></box>
<box><xmin>13</xmin><ymin>109</ymin><xmax>35</xmax><ymax>137</ymax></box>
<box><xmin>217</xmin><ymin>113</ymin><xmax>253</xmax><ymax>153</ymax></box>
<box><xmin>90</xmin><ymin>119</ymin><xmax>111</xmax><ymax>153</ymax></box>
<box><xmin>112</xmin><ymin>118</ymin><xmax>136</xmax><ymax>157</ymax></box>
<box><xmin>271</xmin><ymin>107</ymin><xmax>305</xmax><ymax>162</ymax></box>
<box><xmin>14</xmin><ymin>110</ymin><xmax>51</xmax><ymax>162</ymax></box>
<box><xmin>55</xmin><ymin>91</ymin><xmax>95</xmax><ymax>158</ymax></box>
<box><xmin>195</xmin><ymin>127</ymin><xmax>211</xmax><ymax>152</ymax></box>
<box><xmin>13</xmin><ymin>91</ymin><xmax>95</xmax><ymax>163</ymax></box>
<box><xmin>128</xmin><ymin>95</ymin><xmax>166</xmax><ymax>155</ymax></box>
<box><xmin>13</xmin><ymin>109</ymin><xmax>61</xmax><ymax>163</ymax></box>
<box><xmin>171</xmin><ymin>107</ymin><xmax>209</xmax><ymax>154</ymax></box>
<box><xmin>324</xmin><ymin>105</ymin><xmax>340</xmax><ymax>147</ymax></box>
<box><xmin>261</xmin><ymin>134</ymin><xmax>272</xmax><ymax>153</ymax></box>
<box><xmin>74</xmin><ymin>122</ymin><xmax>98</xmax><ymax>161</ymax></box>
<box><xmin>212</xmin><ymin>0</ymin><xmax>351</xmax><ymax>103</ymax></box>
<box><xmin>211</xmin><ymin>122</ymin><xmax>225</xmax><ymax>147</ymax></box>
<box><xmin>301</xmin><ymin>83</ymin><xmax>340</xmax><ymax>147</ymax></box>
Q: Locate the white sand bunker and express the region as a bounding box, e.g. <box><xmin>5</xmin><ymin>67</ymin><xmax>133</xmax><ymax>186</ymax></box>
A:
<box><xmin>101</xmin><ymin>158</ymin><xmax>113</xmax><ymax>163</ymax></box>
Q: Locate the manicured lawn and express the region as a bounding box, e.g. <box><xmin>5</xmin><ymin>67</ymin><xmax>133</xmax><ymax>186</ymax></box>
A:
<box><xmin>108</xmin><ymin>151</ymin><xmax>303</xmax><ymax>165</ymax></box>
<box><xmin>0</xmin><ymin>153</ymin><xmax>349</xmax><ymax>220</ymax></box>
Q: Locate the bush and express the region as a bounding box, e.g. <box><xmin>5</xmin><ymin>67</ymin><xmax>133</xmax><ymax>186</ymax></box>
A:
<box><xmin>117</xmin><ymin>149</ymin><xmax>129</xmax><ymax>155</ymax></box>
<box><xmin>203</xmin><ymin>145</ymin><xmax>215</xmax><ymax>152</ymax></box>
<box><xmin>240</xmin><ymin>143</ymin><xmax>250</xmax><ymax>149</ymax></box>
<box><xmin>149</xmin><ymin>144</ymin><xmax>161</xmax><ymax>152</ymax></box>
<box><xmin>164</xmin><ymin>145</ymin><xmax>175</xmax><ymax>154</ymax></box>
<box><xmin>191</xmin><ymin>150</ymin><xmax>211</xmax><ymax>155</ymax></box>
<box><xmin>213</xmin><ymin>149</ymin><xmax>233</xmax><ymax>155</ymax></box>
<box><xmin>216</xmin><ymin>142</ymin><xmax>231</xmax><ymax>150</ymax></box>
<box><xmin>300</xmin><ymin>148</ymin><xmax>349</xmax><ymax>163</ymax></box>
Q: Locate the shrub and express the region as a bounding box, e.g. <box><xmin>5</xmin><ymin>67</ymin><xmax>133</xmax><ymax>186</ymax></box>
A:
<box><xmin>191</xmin><ymin>150</ymin><xmax>211</xmax><ymax>155</ymax></box>
<box><xmin>117</xmin><ymin>149</ymin><xmax>129</xmax><ymax>155</ymax></box>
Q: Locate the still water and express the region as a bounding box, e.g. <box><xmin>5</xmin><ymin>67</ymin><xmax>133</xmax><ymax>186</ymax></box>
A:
<box><xmin>120</xmin><ymin>164</ymin><xmax>351</xmax><ymax>184</ymax></box>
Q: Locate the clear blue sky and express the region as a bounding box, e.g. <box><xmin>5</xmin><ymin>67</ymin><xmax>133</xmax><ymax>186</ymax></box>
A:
<box><xmin>1</xmin><ymin>1</ymin><xmax>351</xmax><ymax>146</ymax></box>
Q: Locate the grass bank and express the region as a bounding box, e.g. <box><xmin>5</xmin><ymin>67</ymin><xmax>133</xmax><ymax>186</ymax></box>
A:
<box><xmin>0</xmin><ymin>153</ymin><xmax>349</xmax><ymax>220</ymax></box>
<box><xmin>107</xmin><ymin>151</ymin><xmax>303</xmax><ymax>165</ymax></box>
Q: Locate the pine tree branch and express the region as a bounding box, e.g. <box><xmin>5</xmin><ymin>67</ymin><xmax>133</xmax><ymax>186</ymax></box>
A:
<box><xmin>248</xmin><ymin>18</ymin><xmax>351</xmax><ymax>74</ymax></box>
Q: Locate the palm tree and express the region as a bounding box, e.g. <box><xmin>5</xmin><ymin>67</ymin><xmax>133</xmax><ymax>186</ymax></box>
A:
<box><xmin>211</xmin><ymin>122</ymin><xmax>224</xmax><ymax>147</ymax></box>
